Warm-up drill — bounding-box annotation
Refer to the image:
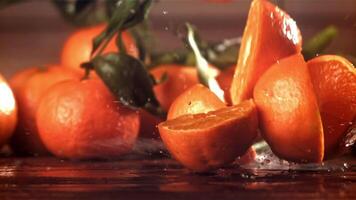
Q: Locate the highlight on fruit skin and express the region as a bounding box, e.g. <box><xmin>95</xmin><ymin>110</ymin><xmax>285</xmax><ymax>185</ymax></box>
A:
<box><xmin>36</xmin><ymin>78</ymin><xmax>140</xmax><ymax>159</ymax></box>
<box><xmin>230</xmin><ymin>0</ymin><xmax>302</xmax><ymax>105</ymax></box>
<box><xmin>253</xmin><ymin>53</ymin><xmax>324</xmax><ymax>163</ymax></box>
<box><xmin>307</xmin><ymin>55</ymin><xmax>356</xmax><ymax>158</ymax></box>
<box><xmin>158</xmin><ymin>99</ymin><xmax>258</xmax><ymax>172</ymax></box>
<box><xmin>0</xmin><ymin>74</ymin><xmax>17</xmax><ymax>148</ymax></box>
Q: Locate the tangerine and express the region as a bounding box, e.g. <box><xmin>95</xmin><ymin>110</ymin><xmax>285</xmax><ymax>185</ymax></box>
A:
<box><xmin>230</xmin><ymin>0</ymin><xmax>302</xmax><ymax>104</ymax></box>
<box><xmin>9</xmin><ymin>66</ymin><xmax>78</xmax><ymax>155</ymax></box>
<box><xmin>36</xmin><ymin>78</ymin><xmax>140</xmax><ymax>159</ymax></box>
<box><xmin>158</xmin><ymin>99</ymin><xmax>258</xmax><ymax>172</ymax></box>
<box><xmin>0</xmin><ymin>74</ymin><xmax>17</xmax><ymax>147</ymax></box>
<box><xmin>307</xmin><ymin>55</ymin><xmax>356</xmax><ymax>157</ymax></box>
<box><xmin>61</xmin><ymin>24</ymin><xmax>139</xmax><ymax>74</ymax></box>
<box><xmin>254</xmin><ymin>53</ymin><xmax>324</xmax><ymax>163</ymax></box>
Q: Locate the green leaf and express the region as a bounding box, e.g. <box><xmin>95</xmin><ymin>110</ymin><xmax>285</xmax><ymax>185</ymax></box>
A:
<box><xmin>91</xmin><ymin>0</ymin><xmax>152</xmax><ymax>57</ymax></box>
<box><xmin>302</xmin><ymin>25</ymin><xmax>339</xmax><ymax>60</ymax></box>
<box><xmin>92</xmin><ymin>53</ymin><xmax>164</xmax><ymax>116</ymax></box>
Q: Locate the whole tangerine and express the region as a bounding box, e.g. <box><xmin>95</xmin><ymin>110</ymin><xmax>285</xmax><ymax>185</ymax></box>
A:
<box><xmin>36</xmin><ymin>78</ymin><xmax>140</xmax><ymax>159</ymax></box>
<box><xmin>9</xmin><ymin>66</ymin><xmax>78</xmax><ymax>156</ymax></box>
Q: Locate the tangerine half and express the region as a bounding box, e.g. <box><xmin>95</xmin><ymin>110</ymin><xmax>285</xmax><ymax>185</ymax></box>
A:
<box><xmin>158</xmin><ymin>99</ymin><xmax>258</xmax><ymax>172</ymax></box>
<box><xmin>307</xmin><ymin>55</ymin><xmax>356</xmax><ymax>157</ymax></box>
<box><xmin>230</xmin><ymin>0</ymin><xmax>302</xmax><ymax>104</ymax></box>
<box><xmin>254</xmin><ymin>53</ymin><xmax>324</xmax><ymax>163</ymax></box>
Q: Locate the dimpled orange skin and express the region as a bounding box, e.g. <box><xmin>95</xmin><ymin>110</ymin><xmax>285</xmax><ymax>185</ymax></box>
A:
<box><xmin>36</xmin><ymin>78</ymin><xmax>139</xmax><ymax>159</ymax></box>
<box><xmin>307</xmin><ymin>55</ymin><xmax>356</xmax><ymax>158</ymax></box>
<box><xmin>0</xmin><ymin>74</ymin><xmax>17</xmax><ymax>147</ymax></box>
<box><xmin>254</xmin><ymin>54</ymin><xmax>324</xmax><ymax>163</ymax></box>
<box><xmin>159</xmin><ymin>100</ymin><xmax>258</xmax><ymax>172</ymax></box>
<box><xmin>230</xmin><ymin>0</ymin><xmax>302</xmax><ymax>105</ymax></box>
<box><xmin>61</xmin><ymin>24</ymin><xmax>139</xmax><ymax>74</ymax></box>
<box><xmin>150</xmin><ymin>65</ymin><xmax>199</xmax><ymax>111</ymax></box>
<box><xmin>9</xmin><ymin>66</ymin><xmax>78</xmax><ymax>156</ymax></box>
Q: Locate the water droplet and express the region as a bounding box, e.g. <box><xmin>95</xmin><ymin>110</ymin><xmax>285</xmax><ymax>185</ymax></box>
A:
<box><xmin>343</xmin><ymin>163</ymin><xmax>349</xmax><ymax>169</ymax></box>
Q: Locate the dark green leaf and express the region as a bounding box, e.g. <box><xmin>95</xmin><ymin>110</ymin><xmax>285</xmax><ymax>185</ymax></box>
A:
<box><xmin>92</xmin><ymin>53</ymin><xmax>164</xmax><ymax>116</ymax></box>
<box><xmin>91</xmin><ymin>0</ymin><xmax>152</xmax><ymax>57</ymax></box>
<box><xmin>302</xmin><ymin>25</ymin><xmax>339</xmax><ymax>60</ymax></box>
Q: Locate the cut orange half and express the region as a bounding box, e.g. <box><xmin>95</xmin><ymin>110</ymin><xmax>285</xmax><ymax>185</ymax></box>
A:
<box><xmin>254</xmin><ymin>53</ymin><xmax>324</xmax><ymax>163</ymax></box>
<box><xmin>230</xmin><ymin>0</ymin><xmax>302</xmax><ymax>104</ymax></box>
<box><xmin>308</xmin><ymin>55</ymin><xmax>356</xmax><ymax>157</ymax></box>
<box><xmin>158</xmin><ymin>100</ymin><xmax>258</xmax><ymax>172</ymax></box>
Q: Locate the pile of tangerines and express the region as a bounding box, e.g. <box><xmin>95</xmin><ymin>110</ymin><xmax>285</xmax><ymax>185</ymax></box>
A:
<box><xmin>0</xmin><ymin>0</ymin><xmax>354</xmax><ymax>172</ymax></box>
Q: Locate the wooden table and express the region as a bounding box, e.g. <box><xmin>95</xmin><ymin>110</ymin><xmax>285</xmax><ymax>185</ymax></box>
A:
<box><xmin>0</xmin><ymin>156</ymin><xmax>355</xmax><ymax>200</ymax></box>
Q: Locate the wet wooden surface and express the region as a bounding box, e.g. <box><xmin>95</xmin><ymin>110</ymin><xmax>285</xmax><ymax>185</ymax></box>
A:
<box><xmin>0</xmin><ymin>157</ymin><xmax>355</xmax><ymax>200</ymax></box>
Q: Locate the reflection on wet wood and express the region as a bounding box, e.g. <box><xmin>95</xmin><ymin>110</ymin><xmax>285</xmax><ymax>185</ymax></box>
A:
<box><xmin>0</xmin><ymin>157</ymin><xmax>355</xmax><ymax>199</ymax></box>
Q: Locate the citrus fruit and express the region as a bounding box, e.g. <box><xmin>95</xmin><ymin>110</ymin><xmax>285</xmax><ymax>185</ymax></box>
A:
<box><xmin>230</xmin><ymin>0</ymin><xmax>302</xmax><ymax>104</ymax></box>
<box><xmin>254</xmin><ymin>53</ymin><xmax>324</xmax><ymax>163</ymax></box>
<box><xmin>307</xmin><ymin>55</ymin><xmax>356</xmax><ymax>157</ymax></box>
<box><xmin>150</xmin><ymin>65</ymin><xmax>199</xmax><ymax>111</ymax></box>
<box><xmin>168</xmin><ymin>84</ymin><xmax>256</xmax><ymax>164</ymax></box>
<box><xmin>9</xmin><ymin>66</ymin><xmax>78</xmax><ymax>156</ymax></box>
<box><xmin>0</xmin><ymin>74</ymin><xmax>17</xmax><ymax>147</ymax></box>
<box><xmin>61</xmin><ymin>24</ymin><xmax>139</xmax><ymax>74</ymax></box>
<box><xmin>36</xmin><ymin>78</ymin><xmax>139</xmax><ymax>159</ymax></box>
<box><xmin>158</xmin><ymin>99</ymin><xmax>258</xmax><ymax>172</ymax></box>
<box><xmin>167</xmin><ymin>84</ymin><xmax>226</xmax><ymax>120</ymax></box>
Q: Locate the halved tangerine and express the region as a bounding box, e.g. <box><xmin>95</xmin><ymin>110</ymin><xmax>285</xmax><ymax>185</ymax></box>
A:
<box><xmin>158</xmin><ymin>99</ymin><xmax>258</xmax><ymax>172</ymax></box>
<box><xmin>307</xmin><ymin>55</ymin><xmax>356</xmax><ymax>157</ymax></box>
<box><xmin>253</xmin><ymin>53</ymin><xmax>324</xmax><ymax>163</ymax></box>
<box><xmin>230</xmin><ymin>0</ymin><xmax>302</xmax><ymax>104</ymax></box>
<box><xmin>167</xmin><ymin>84</ymin><xmax>226</xmax><ymax>120</ymax></box>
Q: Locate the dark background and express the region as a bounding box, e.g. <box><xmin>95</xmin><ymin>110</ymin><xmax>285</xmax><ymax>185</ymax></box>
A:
<box><xmin>0</xmin><ymin>0</ymin><xmax>355</xmax><ymax>78</ymax></box>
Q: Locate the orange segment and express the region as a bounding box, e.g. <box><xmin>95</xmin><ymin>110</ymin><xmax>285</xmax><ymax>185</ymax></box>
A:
<box><xmin>307</xmin><ymin>55</ymin><xmax>356</xmax><ymax>157</ymax></box>
<box><xmin>230</xmin><ymin>0</ymin><xmax>302</xmax><ymax>104</ymax></box>
<box><xmin>158</xmin><ymin>100</ymin><xmax>258</xmax><ymax>172</ymax></box>
<box><xmin>167</xmin><ymin>84</ymin><xmax>226</xmax><ymax>120</ymax></box>
<box><xmin>253</xmin><ymin>53</ymin><xmax>324</xmax><ymax>163</ymax></box>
